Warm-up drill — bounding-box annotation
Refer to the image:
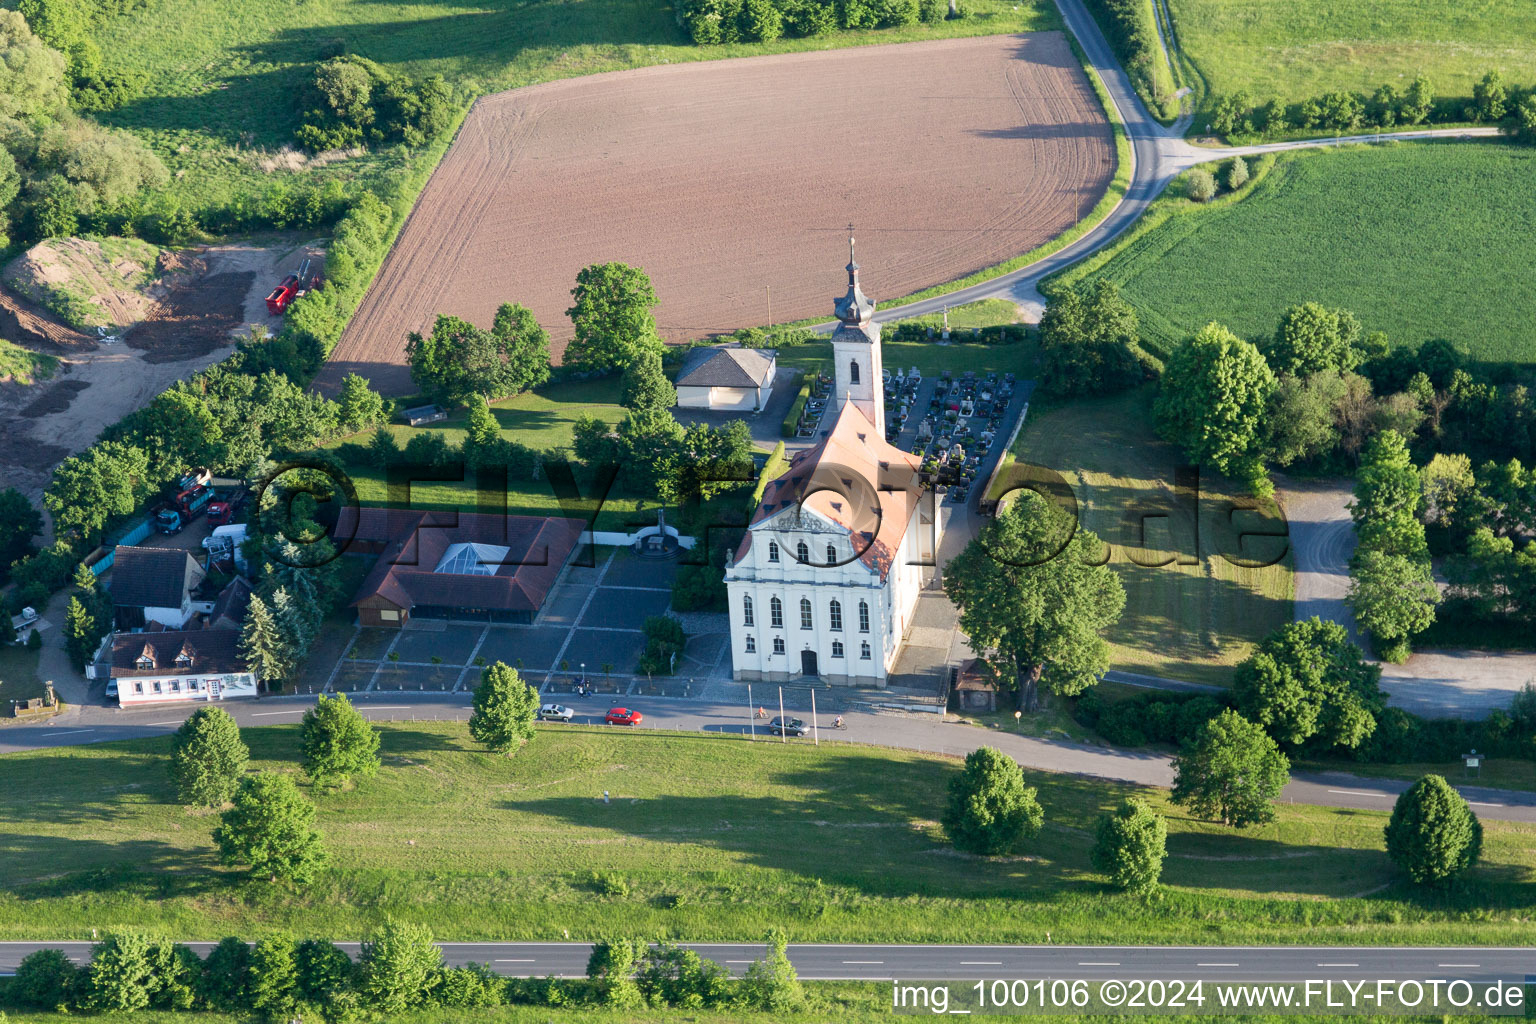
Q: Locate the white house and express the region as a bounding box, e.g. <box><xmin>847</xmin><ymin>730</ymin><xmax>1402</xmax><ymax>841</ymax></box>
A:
<box><xmin>675</xmin><ymin>346</ymin><xmax>776</xmax><ymax>411</ymax></box>
<box><xmin>723</xmin><ymin>237</ymin><xmax>938</xmax><ymax>685</ymax></box>
<box><xmin>109</xmin><ymin>546</ymin><xmax>206</xmax><ymax>630</ymax></box>
<box><xmin>109</xmin><ymin>630</ymin><xmax>258</xmax><ymax>706</ymax></box>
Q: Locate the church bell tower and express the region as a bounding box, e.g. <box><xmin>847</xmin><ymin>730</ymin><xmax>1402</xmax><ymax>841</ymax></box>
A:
<box><xmin>830</xmin><ymin>227</ymin><xmax>884</xmax><ymax>435</ymax></box>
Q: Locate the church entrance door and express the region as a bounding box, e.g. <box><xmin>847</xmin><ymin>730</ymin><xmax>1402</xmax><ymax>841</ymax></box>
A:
<box><xmin>801</xmin><ymin>650</ymin><xmax>819</xmax><ymax>677</ymax></box>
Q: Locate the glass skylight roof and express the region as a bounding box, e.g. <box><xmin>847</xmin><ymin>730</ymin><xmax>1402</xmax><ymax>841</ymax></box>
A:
<box><xmin>434</xmin><ymin>542</ymin><xmax>511</xmax><ymax>576</ymax></box>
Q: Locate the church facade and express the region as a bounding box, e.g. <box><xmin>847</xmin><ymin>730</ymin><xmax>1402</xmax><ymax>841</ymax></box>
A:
<box><xmin>724</xmin><ymin>238</ymin><xmax>938</xmax><ymax>685</ymax></box>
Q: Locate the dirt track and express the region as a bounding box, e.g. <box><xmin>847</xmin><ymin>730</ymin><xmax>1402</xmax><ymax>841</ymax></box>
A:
<box><xmin>315</xmin><ymin>32</ymin><xmax>1113</xmax><ymax>396</ymax></box>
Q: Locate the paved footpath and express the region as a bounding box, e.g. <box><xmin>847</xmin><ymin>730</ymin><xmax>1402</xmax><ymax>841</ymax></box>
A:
<box><xmin>6</xmin><ymin>691</ymin><xmax>1533</xmax><ymax>822</ymax></box>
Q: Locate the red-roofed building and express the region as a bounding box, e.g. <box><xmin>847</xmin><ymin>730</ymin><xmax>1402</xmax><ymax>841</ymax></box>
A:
<box><xmin>724</xmin><ymin>240</ymin><xmax>938</xmax><ymax>685</ymax></box>
<box><xmin>333</xmin><ymin>509</ymin><xmax>584</xmax><ymax>627</ymax></box>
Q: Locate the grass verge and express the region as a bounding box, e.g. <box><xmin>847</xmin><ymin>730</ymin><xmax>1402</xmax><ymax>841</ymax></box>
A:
<box><xmin>1044</xmin><ymin>141</ymin><xmax>1536</xmax><ymax>366</ymax></box>
<box><xmin>992</xmin><ymin>387</ymin><xmax>1293</xmax><ymax>686</ymax></box>
<box><xmin>0</xmin><ymin>339</ymin><xmax>58</xmax><ymax>386</ymax></box>
<box><xmin>1</xmin><ymin>723</ymin><xmax>1531</xmax><ymax>944</ymax></box>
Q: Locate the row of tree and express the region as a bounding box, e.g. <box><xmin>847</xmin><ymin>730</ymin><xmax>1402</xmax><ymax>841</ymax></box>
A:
<box><xmin>1209</xmin><ymin>71</ymin><xmax>1536</xmax><ymax>144</ymax></box>
<box><xmin>296</xmin><ymin>53</ymin><xmax>455</xmax><ymax>153</ymax></box>
<box><xmin>679</xmin><ymin>0</ymin><xmax>958</xmax><ymax>46</ymax></box>
<box><xmin>8</xmin><ymin>925</ymin><xmax>801</xmax><ymax>1020</ymax></box>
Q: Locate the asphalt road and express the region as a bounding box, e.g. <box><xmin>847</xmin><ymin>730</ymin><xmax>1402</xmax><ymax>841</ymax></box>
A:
<box><xmin>8</xmin><ymin>691</ymin><xmax>1534</xmax><ymax>822</ymax></box>
<box><xmin>2</xmin><ymin>941</ymin><xmax>1530</xmax><ymax>981</ymax></box>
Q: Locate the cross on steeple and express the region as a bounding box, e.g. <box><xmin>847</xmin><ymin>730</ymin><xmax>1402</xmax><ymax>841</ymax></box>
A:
<box><xmin>834</xmin><ymin>223</ymin><xmax>875</xmax><ymax>325</ymax></box>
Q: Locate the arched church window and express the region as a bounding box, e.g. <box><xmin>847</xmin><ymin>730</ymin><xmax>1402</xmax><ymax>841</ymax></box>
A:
<box><xmin>858</xmin><ymin>600</ymin><xmax>870</xmax><ymax>633</ymax></box>
<box><xmin>743</xmin><ymin>596</ymin><xmax>753</xmax><ymax>627</ymax></box>
<box><xmin>770</xmin><ymin>596</ymin><xmax>783</xmax><ymax>628</ymax></box>
<box><xmin>768</xmin><ymin>541</ymin><xmax>779</xmax><ymax>563</ymax></box>
<box><xmin>796</xmin><ymin>540</ymin><xmax>809</xmax><ymax>563</ymax></box>
<box><xmin>829</xmin><ymin>600</ymin><xmax>843</xmax><ymax>631</ymax></box>
<box><xmin>800</xmin><ymin>598</ymin><xmax>813</xmax><ymax>630</ymax></box>
<box><xmin>850</xmin><ymin>360</ymin><xmax>860</xmax><ymax>385</ymax></box>
<box><xmin>826</xmin><ymin>543</ymin><xmax>837</xmax><ymax>565</ymax></box>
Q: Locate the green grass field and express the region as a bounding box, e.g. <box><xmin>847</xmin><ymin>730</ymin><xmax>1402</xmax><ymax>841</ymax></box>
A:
<box><xmin>1166</xmin><ymin>0</ymin><xmax>1536</xmax><ymax>123</ymax></box>
<box><xmin>322</xmin><ymin>377</ymin><xmax>653</xmax><ymax>531</ymax></box>
<box><xmin>993</xmin><ymin>387</ymin><xmax>1293</xmax><ymax>686</ymax></box>
<box><xmin>87</xmin><ymin>0</ymin><xmax>1057</xmax><ymax>216</ymax></box>
<box><xmin>1052</xmin><ymin>142</ymin><xmax>1536</xmax><ymax>366</ymax></box>
<box><xmin>0</xmin><ymin>643</ymin><xmax>45</xmax><ymax>707</ymax></box>
<box><xmin>0</xmin><ymin>338</ymin><xmax>57</xmax><ymax>386</ymax></box>
<box><xmin>2</xmin><ymin>723</ymin><xmax>1532</xmax><ymax>945</ymax></box>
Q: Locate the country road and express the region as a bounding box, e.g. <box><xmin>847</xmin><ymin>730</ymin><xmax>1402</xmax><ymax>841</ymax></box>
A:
<box><xmin>7</xmin><ymin>691</ymin><xmax>1534</xmax><ymax>822</ymax></box>
<box><xmin>2</xmin><ymin>940</ymin><xmax>1530</xmax><ymax>982</ymax></box>
<box><xmin>812</xmin><ymin>0</ymin><xmax>1502</xmax><ymax>328</ymax></box>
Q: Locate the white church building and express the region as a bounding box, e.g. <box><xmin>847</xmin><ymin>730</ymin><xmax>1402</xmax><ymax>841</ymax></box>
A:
<box><xmin>724</xmin><ymin>237</ymin><xmax>938</xmax><ymax>685</ymax></box>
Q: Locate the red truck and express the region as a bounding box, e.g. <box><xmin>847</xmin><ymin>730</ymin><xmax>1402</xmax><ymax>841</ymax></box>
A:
<box><xmin>265</xmin><ymin>274</ymin><xmax>299</xmax><ymax>316</ymax></box>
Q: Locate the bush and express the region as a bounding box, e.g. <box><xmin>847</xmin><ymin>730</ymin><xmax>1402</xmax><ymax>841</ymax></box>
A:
<box><xmin>85</xmin><ymin>932</ymin><xmax>157</xmax><ymax>1012</ymax></box>
<box><xmin>1225</xmin><ymin>156</ymin><xmax>1249</xmax><ymax>190</ymax></box>
<box><xmin>200</xmin><ymin>936</ymin><xmax>253</xmax><ymax>1011</ymax></box>
<box><xmin>638</xmin><ymin>614</ymin><xmax>687</xmax><ymax>676</ymax></box>
<box><xmin>780</xmin><ymin>377</ymin><xmax>813</xmax><ymax>438</ymax></box>
<box><xmin>1091</xmin><ymin>797</ymin><xmax>1168</xmax><ymax>894</ymax></box>
<box><xmin>12</xmin><ymin>949</ymin><xmax>78</xmax><ymax>1009</ymax></box>
<box><xmin>1186</xmin><ymin>167</ymin><xmax>1217</xmax><ymax>202</ymax></box>
<box><xmin>434</xmin><ymin>963</ymin><xmax>504</xmax><ymax>1008</ymax></box>
<box><xmin>358</xmin><ymin>918</ymin><xmax>443</xmax><ymax>1013</ymax></box>
<box><xmin>294</xmin><ymin>939</ymin><xmax>355</xmax><ymax>1005</ymax></box>
<box><xmin>941</xmin><ymin>746</ymin><xmax>1043</xmax><ymax>855</ymax></box>
<box><xmin>741</xmin><ymin>929</ymin><xmax>802</xmax><ymax>1011</ymax></box>
<box><xmin>1384</xmin><ymin>774</ymin><xmax>1483</xmax><ymax>885</ymax></box>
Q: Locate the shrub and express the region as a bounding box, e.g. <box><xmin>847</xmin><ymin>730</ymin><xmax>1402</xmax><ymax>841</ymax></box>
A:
<box><xmin>294</xmin><ymin>939</ymin><xmax>355</xmax><ymax>1004</ymax></box>
<box><xmin>200</xmin><ymin>936</ymin><xmax>253</xmax><ymax>1011</ymax></box>
<box><xmin>12</xmin><ymin>949</ymin><xmax>78</xmax><ymax>1009</ymax></box>
<box><xmin>741</xmin><ymin>929</ymin><xmax>802</xmax><ymax>1012</ymax></box>
<box><xmin>85</xmin><ymin>932</ymin><xmax>157</xmax><ymax>1012</ymax></box>
<box><xmin>1385</xmin><ymin>774</ymin><xmax>1483</xmax><ymax>885</ymax></box>
<box><xmin>635</xmin><ymin>942</ymin><xmax>732</xmax><ymax>1009</ymax></box>
<box><xmin>638</xmin><ymin>614</ymin><xmax>688</xmax><ymax>676</ymax></box>
<box><xmin>586</xmin><ymin>939</ymin><xmax>644</xmax><ymax>1008</ymax></box>
<box><xmin>434</xmin><ymin>963</ymin><xmax>504</xmax><ymax>1008</ymax></box>
<box><xmin>941</xmin><ymin>746</ymin><xmax>1044</xmax><ymax>855</ymax></box>
<box><xmin>1091</xmin><ymin>797</ymin><xmax>1168</xmax><ymax>894</ymax></box>
<box><xmin>1225</xmin><ymin>156</ymin><xmax>1249</xmax><ymax>191</ymax></box>
<box><xmin>1186</xmin><ymin>167</ymin><xmax>1217</xmax><ymax>202</ymax></box>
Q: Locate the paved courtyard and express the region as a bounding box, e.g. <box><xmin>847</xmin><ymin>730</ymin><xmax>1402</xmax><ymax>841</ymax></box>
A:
<box><xmin>303</xmin><ymin>547</ymin><xmax>732</xmax><ymax>697</ymax></box>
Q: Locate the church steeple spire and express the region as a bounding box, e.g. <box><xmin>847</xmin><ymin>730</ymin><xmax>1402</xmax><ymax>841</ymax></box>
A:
<box><xmin>834</xmin><ymin>224</ymin><xmax>876</xmax><ymax>325</ymax></box>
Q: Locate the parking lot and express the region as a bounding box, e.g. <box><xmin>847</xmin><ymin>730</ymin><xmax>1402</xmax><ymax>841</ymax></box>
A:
<box><xmin>306</xmin><ymin>548</ymin><xmax>732</xmax><ymax>697</ymax></box>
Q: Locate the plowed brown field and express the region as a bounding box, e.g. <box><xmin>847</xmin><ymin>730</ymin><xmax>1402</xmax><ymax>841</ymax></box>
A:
<box><xmin>316</xmin><ymin>32</ymin><xmax>1113</xmax><ymax>396</ymax></box>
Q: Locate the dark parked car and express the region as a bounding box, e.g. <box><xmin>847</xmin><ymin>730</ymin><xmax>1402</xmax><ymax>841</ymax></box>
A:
<box><xmin>767</xmin><ymin>716</ymin><xmax>809</xmax><ymax>737</ymax></box>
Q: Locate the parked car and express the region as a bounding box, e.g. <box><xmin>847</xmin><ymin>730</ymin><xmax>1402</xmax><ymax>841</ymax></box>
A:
<box><xmin>605</xmin><ymin>707</ymin><xmax>642</xmax><ymax>726</ymax></box>
<box><xmin>768</xmin><ymin>716</ymin><xmax>809</xmax><ymax>737</ymax></box>
<box><xmin>538</xmin><ymin>703</ymin><xmax>574</xmax><ymax>722</ymax></box>
<box><xmin>104</xmin><ymin>679</ymin><xmax>118</xmax><ymax>701</ymax></box>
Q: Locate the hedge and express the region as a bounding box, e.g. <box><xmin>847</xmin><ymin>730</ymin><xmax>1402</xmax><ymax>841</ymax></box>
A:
<box><xmin>780</xmin><ymin>378</ymin><xmax>813</xmax><ymax>439</ymax></box>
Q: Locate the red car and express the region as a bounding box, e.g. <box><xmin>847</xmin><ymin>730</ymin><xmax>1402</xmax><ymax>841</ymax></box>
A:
<box><xmin>605</xmin><ymin>707</ymin><xmax>642</xmax><ymax>726</ymax></box>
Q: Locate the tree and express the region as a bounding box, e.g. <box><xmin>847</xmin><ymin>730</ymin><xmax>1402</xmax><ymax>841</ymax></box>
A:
<box><xmin>740</xmin><ymin>930</ymin><xmax>802</xmax><ymax>1013</ymax></box>
<box><xmin>586</xmin><ymin>938</ymin><xmax>644</xmax><ymax>1008</ymax></box>
<box><xmin>638</xmin><ymin>614</ymin><xmax>687</xmax><ymax>676</ymax></box>
<box><xmin>249</xmin><ymin>936</ymin><xmax>299</xmax><ymax>1018</ymax></box>
<box><xmin>45</xmin><ymin>440</ymin><xmax>151</xmax><ymax>539</ymax></box>
<box><xmin>0</xmin><ymin>487</ymin><xmax>42</xmax><ymax>571</ymax></box>
<box><xmin>301</xmin><ymin>692</ymin><xmax>381</xmax><ymax>785</ymax></box>
<box><xmin>146</xmin><ymin>940</ymin><xmax>200</xmax><ymax>1011</ymax></box>
<box><xmin>1185</xmin><ymin>167</ymin><xmax>1216</xmax><ymax>202</ymax></box>
<box><xmin>12</xmin><ymin>948</ymin><xmax>78</xmax><ymax>1009</ymax></box>
<box><xmin>1384</xmin><ymin>774</ymin><xmax>1483</xmax><ymax>885</ymax></box>
<box><xmin>1348</xmin><ymin>549</ymin><xmax>1440</xmax><ymax>662</ymax></box>
<box><xmin>1502</xmin><ymin>93</ymin><xmax>1536</xmax><ymax>144</ymax></box>
<box><xmin>213</xmin><ymin>772</ymin><xmax>327</xmax><ymax>881</ymax></box>
<box><xmin>1234</xmin><ymin>617</ymin><xmax>1384</xmax><ymax>750</ymax></box>
<box><xmin>489</xmin><ymin>301</ymin><xmax>552</xmax><ymax>393</ymax></box>
<box><xmin>615</xmin><ymin>407</ymin><xmax>687</xmax><ymax>502</ymax></box>
<box><xmin>464</xmin><ymin>394</ymin><xmax>500</xmax><ymax>452</ymax></box>
<box><xmin>469</xmin><ymin>661</ymin><xmax>539</xmax><ymax>754</ymax></box>
<box><xmin>1265</xmin><ymin>303</ymin><xmax>1361</xmax><ymax>377</ymax></box>
<box><xmin>62</xmin><ymin>595</ymin><xmax>97</xmax><ymax>671</ymax></box>
<box><xmin>565</xmin><ymin>261</ymin><xmax>663</xmax><ymax>372</ymax></box>
<box><xmin>0</xmin><ymin>10</ymin><xmax>68</xmax><ymax>121</ymax></box>
<box><xmin>1472</xmin><ymin>69</ymin><xmax>1506</xmax><ymax>122</ymax></box>
<box><xmin>620</xmin><ymin>348</ymin><xmax>676</xmax><ymax>411</ymax></box>
<box><xmin>1262</xmin><ymin>369</ymin><xmax>1346</xmax><ymax>467</ymax></box>
<box><xmin>407</xmin><ymin>308</ymin><xmax>548</xmax><ymax>407</ymax></box>
<box><xmin>1038</xmin><ymin>280</ymin><xmax>1141</xmax><ymax>396</ymax></box>
<box><xmin>943</xmin><ymin>490</ymin><xmax>1125</xmax><ymax>711</ymax></box>
<box><xmin>337</xmin><ymin>373</ymin><xmax>386</xmax><ymax>434</ymax></box>
<box><xmin>358</xmin><ymin>918</ymin><xmax>443</xmax><ymax>1013</ymax></box>
<box><xmin>293</xmin><ymin>939</ymin><xmax>355</xmax><ymax>1005</ymax></box>
<box><xmin>1091</xmin><ymin>798</ymin><xmax>1168</xmax><ymax>895</ymax></box>
<box><xmin>940</xmin><ymin>746</ymin><xmax>1044</xmax><ymax>855</ymax></box>
<box><xmin>129</xmin><ymin>389</ymin><xmax>223</xmax><ymax>479</ymax></box>
<box><xmin>169</xmin><ymin>706</ymin><xmax>249</xmax><ymax>806</ymax></box>
<box><xmin>1171</xmin><ymin>710</ymin><xmax>1289</xmax><ymax>827</ymax></box>
<box><xmin>239</xmin><ymin>593</ymin><xmax>293</xmax><ymax>691</ymax></box>
<box><xmin>200</xmin><ymin>936</ymin><xmax>253</xmax><ymax>1011</ymax></box>
<box><xmin>1154</xmin><ymin>322</ymin><xmax>1277</xmax><ymax>493</ymax></box>
<box><xmin>1224</xmin><ymin>156</ymin><xmax>1248</xmax><ymax>190</ymax></box>
<box><xmin>1401</xmin><ymin>75</ymin><xmax>1433</xmax><ymax>124</ymax></box>
<box><xmin>85</xmin><ymin>932</ymin><xmax>157</xmax><ymax>1012</ymax></box>
<box><xmin>1350</xmin><ymin>429</ymin><xmax>1427</xmax><ymax>558</ymax></box>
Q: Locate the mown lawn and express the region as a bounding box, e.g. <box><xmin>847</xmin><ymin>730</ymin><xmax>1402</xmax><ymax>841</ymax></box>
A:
<box><xmin>1</xmin><ymin>723</ymin><xmax>1532</xmax><ymax>945</ymax></box>
<box><xmin>991</xmin><ymin>387</ymin><xmax>1293</xmax><ymax>687</ymax></box>
<box><xmin>1053</xmin><ymin>142</ymin><xmax>1536</xmax><ymax>366</ymax></box>
<box><xmin>321</xmin><ymin>377</ymin><xmax>656</xmax><ymax>532</ymax></box>
<box><xmin>1167</xmin><ymin>0</ymin><xmax>1536</xmax><ymax>122</ymax></box>
<box><xmin>89</xmin><ymin>0</ymin><xmax>1058</xmax><ymax>216</ymax></box>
